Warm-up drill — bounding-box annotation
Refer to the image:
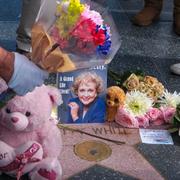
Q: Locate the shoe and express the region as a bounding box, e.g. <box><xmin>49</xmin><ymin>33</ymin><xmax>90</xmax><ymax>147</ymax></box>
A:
<box><xmin>170</xmin><ymin>63</ymin><xmax>180</xmax><ymax>75</ymax></box>
<box><xmin>174</xmin><ymin>0</ymin><xmax>180</xmax><ymax>36</ymax></box>
<box><xmin>132</xmin><ymin>0</ymin><xmax>163</xmax><ymax>26</ymax></box>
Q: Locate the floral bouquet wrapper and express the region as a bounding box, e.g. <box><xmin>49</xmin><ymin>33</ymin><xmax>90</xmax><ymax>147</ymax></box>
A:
<box><xmin>31</xmin><ymin>0</ymin><xmax>121</xmax><ymax>72</ymax></box>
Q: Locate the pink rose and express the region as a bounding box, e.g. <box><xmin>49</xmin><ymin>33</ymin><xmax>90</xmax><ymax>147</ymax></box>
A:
<box><xmin>147</xmin><ymin>107</ymin><xmax>165</xmax><ymax>125</ymax></box>
<box><xmin>136</xmin><ymin>115</ymin><xmax>149</xmax><ymax>128</ymax></box>
<box><xmin>147</xmin><ymin>108</ymin><xmax>161</xmax><ymax>122</ymax></box>
<box><xmin>150</xmin><ymin>114</ymin><xmax>165</xmax><ymax>125</ymax></box>
<box><xmin>115</xmin><ymin>108</ymin><xmax>139</xmax><ymax>128</ymax></box>
<box><xmin>160</xmin><ymin>107</ymin><xmax>176</xmax><ymax>124</ymax></box>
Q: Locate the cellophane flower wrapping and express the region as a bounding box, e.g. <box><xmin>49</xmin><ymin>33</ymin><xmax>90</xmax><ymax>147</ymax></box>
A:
<box><xmin>31</xmin><ymin>0</ymin><xmax>121</xmax><ymax>72</ymax></box>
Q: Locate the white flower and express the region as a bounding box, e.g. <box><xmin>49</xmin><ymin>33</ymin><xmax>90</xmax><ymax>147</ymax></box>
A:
<box><xmin>124</xmin><ymin>91</ymin><xmax>153</xmax><ymax>116</ymax></box>
<box><xmin>158</xmin><ymin>90</ymin><xmax>180</xmax><ymax>108</ymax></box>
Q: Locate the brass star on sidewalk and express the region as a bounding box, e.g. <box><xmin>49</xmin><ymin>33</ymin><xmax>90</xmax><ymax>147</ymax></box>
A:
<box><xmin>59</xmin><ymin>123</ymin><xmax>164</xmax><ymax>180</ymax></box>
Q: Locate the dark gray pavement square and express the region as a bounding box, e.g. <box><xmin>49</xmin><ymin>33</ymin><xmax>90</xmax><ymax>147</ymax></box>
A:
<box><xmin>69</xmin><ymin>164</ymin><xmax>138</xmax><ymax>180</ymax></box>
<box><xmin>137</xmin><ymin>143</ymin><xmax>180</xmax><ymax>180</ymax></box>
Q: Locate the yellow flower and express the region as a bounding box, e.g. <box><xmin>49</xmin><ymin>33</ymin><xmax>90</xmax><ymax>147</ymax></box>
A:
<box><xmin>123</xmin><ymin>73</ymin><xmax>140</xmax><ymax>91</ymax></box>
<box><xmin>138</xmin><ymin>76</ymin><xmax>164</xmax><ymax>101</ymax></box>
<box><xmin>143</xmin><ymin>76</ymin><xmax>158</xmax><ymax>86</ymax></box>
<box><xmin>56</xmin><ymin>0</ymin><xmax>85</xmax><ymax>38</ymax></box>
<box><xmin>138</xmin><ymin>82</ymin><xmax>149</xmax><ymax>93</ymax></box>
<box><xmin>152</xmin><ymin>82</ymin><xmax>164</xmax><ymax>96</ymax></box>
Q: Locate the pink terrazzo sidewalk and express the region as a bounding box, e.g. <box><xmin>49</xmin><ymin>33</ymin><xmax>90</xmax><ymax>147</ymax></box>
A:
<box><xmin>58</xmin><ymin>123</ymin><xmax>165</xmax><ymax>180</ymax></box>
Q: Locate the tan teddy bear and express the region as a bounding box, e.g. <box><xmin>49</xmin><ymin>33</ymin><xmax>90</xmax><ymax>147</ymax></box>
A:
<box><xmin>106</xmin><ymin>86</ymin><xmax>126</xmax><ymax>122</ymax></box>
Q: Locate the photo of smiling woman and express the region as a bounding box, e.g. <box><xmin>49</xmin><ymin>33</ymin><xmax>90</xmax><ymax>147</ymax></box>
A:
<box><xmin>67</xmin><ymin>72</ymin><xmax>106</xmax><ymax>123</ymax></box>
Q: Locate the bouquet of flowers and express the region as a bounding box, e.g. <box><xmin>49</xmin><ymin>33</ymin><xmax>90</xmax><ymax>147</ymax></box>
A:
<box><xmin>108</xmin><ymin>72</ymin><xmax>180</xmax><ymax>129</ymax></box>
<box><xmin>31</xmin><ymin>0</ymin><xmax>121</xmax><ymax>72</ymax></box>
<box><xmin>115</xmin><ymin>89</ymin><xmax>180</xmax><ymax>128</ymax></box>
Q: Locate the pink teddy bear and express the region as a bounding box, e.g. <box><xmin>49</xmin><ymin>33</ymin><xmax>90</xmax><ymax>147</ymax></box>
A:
<box><xmin>0</xmin><ymin>78</ymin><xmax>63</xmax><ymax>180</ymax></box>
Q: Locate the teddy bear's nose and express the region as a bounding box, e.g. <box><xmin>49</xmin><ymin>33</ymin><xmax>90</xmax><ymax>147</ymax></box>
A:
<box><xmin>11</xmin><ymin>117</ymin><xmax>19</xmax><ymax>123</ymax></box>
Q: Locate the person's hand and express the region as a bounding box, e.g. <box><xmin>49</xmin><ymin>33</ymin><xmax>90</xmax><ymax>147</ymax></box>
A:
<box><xmin>68</xmin><ymin>102</ymin><xmax>79</xmax><ymax>121</ymax></box>
<box><xmin>8</xmin><ymin>52</ymin><xmax>48</xmax><ymax>95</ymax></box>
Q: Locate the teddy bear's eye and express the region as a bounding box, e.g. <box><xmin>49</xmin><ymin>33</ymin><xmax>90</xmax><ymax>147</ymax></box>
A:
<box><xmin>25</xmin><ymin>111</ymin><xmax>31</xmax><ymax>117</ymax></box>
<box><xmin>5</xmin><ymin>108</ymin><xmax>11</xmax><ymax>114</ymax></box>
<box><xmin>114</xmin><ymin>98</ymin><xmax>119</xmax><ymax>104</ymax></box>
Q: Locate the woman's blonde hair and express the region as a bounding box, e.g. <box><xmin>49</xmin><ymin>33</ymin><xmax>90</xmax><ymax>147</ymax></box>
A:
<box><xmin>72</xmin><ymin>72</ymin><xmax>104</xmax><ymax>95</ymax></box>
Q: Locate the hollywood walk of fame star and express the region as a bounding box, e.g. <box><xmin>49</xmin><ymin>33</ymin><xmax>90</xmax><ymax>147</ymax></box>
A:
<box><xmin>59</xmin><ymin>123</ymin><xmax>164</xmax><ymax>180</ymax></box>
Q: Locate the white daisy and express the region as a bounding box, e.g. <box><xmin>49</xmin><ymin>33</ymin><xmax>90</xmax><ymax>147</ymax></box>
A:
<box><xmin>159</xmin><ymin>90</ymin><xmax>180</xmax><ymax>108</ymax></box>
<box><xmin>124</xmin><ymin>91</ymin><xmax>153</xmax><ymax>116</ymax></box>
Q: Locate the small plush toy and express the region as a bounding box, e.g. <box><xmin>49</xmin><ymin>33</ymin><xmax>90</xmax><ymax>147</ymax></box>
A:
<box><xmin>106</xmin><ymin>86</ymin><xmax>126</xmax><ymax>122</ymax></box>
<box><xmin>0</xmin><ymin>78</ymin><xmax>63</xmax><ymax>180</ymax></box>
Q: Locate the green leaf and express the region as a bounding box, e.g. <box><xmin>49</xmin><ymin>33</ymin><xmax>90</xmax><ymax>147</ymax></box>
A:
<box><xmin>168</xmin><ymin>127</ymin><xmax>179</xmax><ymax>133</ymax></box>
<box><xmin>108</xmin><ymin>68</ymin><xmax>145</xmax><ymax>88</ymax></box>
<box><xmin>175</xmin><ymin>115</ymin><xmax>180</xmax><ymax>122</ymax></box>
<box><xmin>0</xmin><ymin>102</ymin><xmax>6</xmax><ymax>109</ymax></box>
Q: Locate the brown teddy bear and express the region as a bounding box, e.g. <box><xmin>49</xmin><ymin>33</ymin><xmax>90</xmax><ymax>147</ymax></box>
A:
<box><xmin>106</xmin><ymin>86</ymin><xmax>126</xmax><ymax>122</ymax></box>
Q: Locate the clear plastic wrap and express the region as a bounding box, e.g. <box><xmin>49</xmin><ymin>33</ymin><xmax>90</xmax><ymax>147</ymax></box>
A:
<box><xmin>31</xmin><ymin>0</ymin><xmax>121</xmax><ymax>72</ymax></box>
